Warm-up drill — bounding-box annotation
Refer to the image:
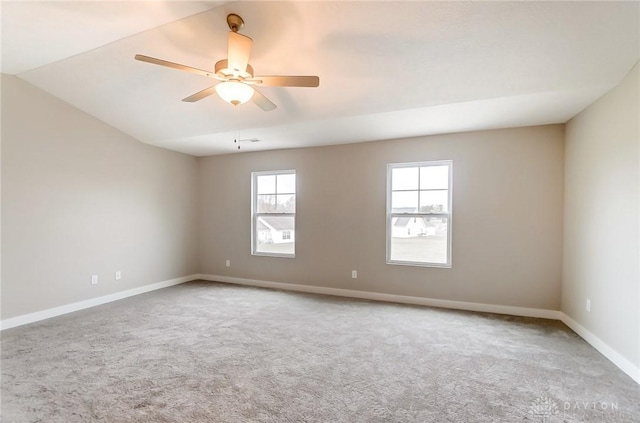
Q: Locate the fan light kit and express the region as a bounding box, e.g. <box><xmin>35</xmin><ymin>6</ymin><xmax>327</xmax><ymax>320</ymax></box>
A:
<box><xmin>215</xmin><ymin>81</ymin><xmax>254</xmax><ymax>105</ymax></box>
<box><xmin>135</xmin><ymin>13</ymin><xmax>319</xmax><ymax>111</ymax></box>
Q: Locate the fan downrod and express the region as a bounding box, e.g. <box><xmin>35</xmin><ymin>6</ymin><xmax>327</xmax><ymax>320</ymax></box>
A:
<box><xmin>226</xmin><ymin>14</ymin><xmax>244</xmax><ymax>32</ymax></box>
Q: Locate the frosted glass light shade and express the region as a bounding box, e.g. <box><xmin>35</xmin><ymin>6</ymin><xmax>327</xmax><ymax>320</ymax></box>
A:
<box><xmin>215</xmin><ymin>81</ymin><xmax>255</xmax><ymax>105</ymax></box>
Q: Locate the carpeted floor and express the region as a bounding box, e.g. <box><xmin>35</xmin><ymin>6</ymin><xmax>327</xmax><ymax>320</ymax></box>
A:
<box><xmin>2</xmin><ymin>281</ymin><xmax>638</xmax><ymax>422</ymax></box>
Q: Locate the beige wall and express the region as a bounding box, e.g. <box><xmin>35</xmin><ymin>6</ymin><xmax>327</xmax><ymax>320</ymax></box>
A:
<box><xmin>1</xmin><ymin>74</ymin><xmax>199</xmax><ymax>319</ymax></box>
<box><xmin>563</xmin><ymin>64</ymin><xmax>640</xmax><ymax>368</ymax></box>
<box><xmin>199</xmin><ymin>125</ymin><xmax>564</xmax><ymax>310</ymax></box>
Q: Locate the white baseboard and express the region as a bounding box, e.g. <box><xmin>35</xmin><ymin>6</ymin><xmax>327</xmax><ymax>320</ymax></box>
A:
<box><xmin>197</xmin><ymin>274</ymin><xmax>562</xmax><ymax>319</ymax></box>
<box><xmin>560</xmin><ymin>313</ymin><xmax>640</xmax><ymax>384</ymax></box>
<box><xmin>0</xmin><ymin>274</ymin><xmax>199</xmax><ymax>330</ymax></box>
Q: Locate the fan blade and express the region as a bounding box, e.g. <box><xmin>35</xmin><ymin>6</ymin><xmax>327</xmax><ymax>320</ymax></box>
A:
<box><xmin>251</xmin><ymin>88</ymin><xmax>277</xmax><ymax>111</ymax></box>
<box><xmin>227</xmin><ymin>32</ymin><xmax>252</xmax><ymax>74</ymax></box>
<box><xmin>248</xmin><ymin>75</ymin><xmax>320</xmax><ymax>87</ymax></box>
<box><xmin>135</xmin><ymin>54</ymin><xmax>219</xmax><ymax>79</ymax></box>
<box><xmin>182</xmin><ymin>86</ymin><xmax>217</xmax><ymax>103</ymax></box>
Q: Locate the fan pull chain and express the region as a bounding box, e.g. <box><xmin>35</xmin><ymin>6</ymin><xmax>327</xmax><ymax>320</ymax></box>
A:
<box><xmin>234</xmin><ymin>107</ymin><xmax>241</xmax><ymax>150</ymax></box>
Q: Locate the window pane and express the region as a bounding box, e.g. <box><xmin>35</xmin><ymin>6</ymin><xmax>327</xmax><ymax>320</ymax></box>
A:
<box><xmin>257</xmin><ymin>175</ymin><xmax>276</xmax><ymax>194</ymax></box>
<box><xmin>277</xmin><ymin>194</ymin><xmax>296</xmax><ymax>213</ymax></box>
<box><xmin>277</xmin><ymin>174</ymin><xmax>296</xmax><ymax>194</ymax></box>
<box><xmin>390</xmin><ymin>217</ymin><xmax>448</xmax><ymax>264</ymax></box>
<box><xmin>419</xmin><ymin>190</ymin><xmax>449</xmax><ymax>213</ymax></box>
<box><xmin>257</xmin><ymin>195</ymin><xmax>277</xmax><ymax>213</ymax></box>
<box><xmin>392</xmin><ymin>167</ymin><xmax>419</xmax><ymax>191</ymax></box>
<box><xmin>420</xmin><ymin>166</ymin><xmax>449</xmax><ymax>190</ymax></box>
<box><xmin>256</xmin><ymin>215</ymin><xmax>295</xmax><ymax>255</ymax></box>
<box><xmin>391</xmin><ymin>191</ymin><xmax>418</xmax><ymax>212</ymax></box>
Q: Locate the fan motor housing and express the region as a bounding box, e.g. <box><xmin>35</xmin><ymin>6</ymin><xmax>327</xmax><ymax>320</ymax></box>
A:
<box><xmin>215</xmin><ymin>59</ymin><xmax>254</xmax><ymax>79</ymax></box>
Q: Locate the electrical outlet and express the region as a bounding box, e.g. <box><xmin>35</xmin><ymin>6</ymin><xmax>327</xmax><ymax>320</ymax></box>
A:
<box><xmin>226</xmin><ymin>259</ymin><xmax>231</xmax><ymax>267</ymax></box>
<box><xmin>91</xmin><ymin>275</ymin><xmax>98</xmax><ymax>285</ymax></box>
<box><xmin>352</xmin><ymin>270</ymin><xmax>358</xmax><ymax>279</ymax></box>
<box><xmin>586</xmin><ymin>298</ymin><xmax>591</xmax><ymax>312</ymax></box>
<box><xmin>115</xmin><ymin>271</ymin><xmax>122</xmax><ymax>280</ymax></box>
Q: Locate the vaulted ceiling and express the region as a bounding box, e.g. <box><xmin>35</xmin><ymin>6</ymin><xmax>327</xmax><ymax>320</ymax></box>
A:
<box><xmin>2</xmin><ymin>1</ymin><xmax>639</xmax><ymax>156</ymax></box>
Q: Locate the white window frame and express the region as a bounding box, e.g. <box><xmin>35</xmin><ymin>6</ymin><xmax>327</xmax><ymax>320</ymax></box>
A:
<box><xmin>251</xmin><ymin>169</ymin><xmax>296</xmax><ymax>258</ymax></box>
<box><xmin>386</xmin><ymin>160</ymin><xmax>453</xmax><ymax>268</ymax></box>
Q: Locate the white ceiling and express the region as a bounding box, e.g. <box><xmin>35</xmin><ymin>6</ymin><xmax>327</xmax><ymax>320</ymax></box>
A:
<box><xmin>2</xmin><ymin>1</ymin><xmax>639</xmax><ymax>157</ymax></box>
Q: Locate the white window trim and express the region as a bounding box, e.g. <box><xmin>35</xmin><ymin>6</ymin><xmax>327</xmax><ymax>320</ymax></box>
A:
<box><xmin>251</xmin><ymin>169</ymin><xmax>296</xmax><ymax>258</ymax></box>
<box><xmin>386</xmin><ymin>160</ymin><xmax>453</xmax><ymax>268</ymax></box>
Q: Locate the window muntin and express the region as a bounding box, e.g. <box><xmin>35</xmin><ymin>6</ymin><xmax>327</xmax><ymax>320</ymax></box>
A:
<box><xmin>252</xmin><ymin>170</ymin><xmax>296</xmax><ymax>257</ymax></box>
<box><xmin>387</xmin><ymin>161</ymin><xmax>452</xmax><ymax>267</ymax></box>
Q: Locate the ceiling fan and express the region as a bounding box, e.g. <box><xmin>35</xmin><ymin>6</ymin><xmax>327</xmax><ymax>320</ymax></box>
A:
<box><xmin>135</xmin><ymin>13</ymin><xmax>319</xmax><ymax>111</ymax></box>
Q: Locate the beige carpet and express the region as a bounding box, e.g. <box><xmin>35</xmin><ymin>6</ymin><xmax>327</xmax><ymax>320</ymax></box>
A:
<box><xmin>2</xmin><ymin>281</ymin><xmax>639</xmax><ymax>422</ymax></box>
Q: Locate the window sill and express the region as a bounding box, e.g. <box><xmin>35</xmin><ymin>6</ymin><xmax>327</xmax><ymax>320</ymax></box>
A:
<box><xmin>252</xmin><ymin>252</ymin><xmax>296</xmax><ymax>259</ymax></box>
<box><xmin>386</xmin><ymin>260</ymin><xmax>451</xmax><ymax>269</ymax></box>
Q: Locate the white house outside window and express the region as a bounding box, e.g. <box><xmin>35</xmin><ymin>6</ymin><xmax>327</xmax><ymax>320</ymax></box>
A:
<box><xmin>252</xmin><ymin>170</ymin><xmax>296</xmax><ymax>257</ymax></box>
<box><xmin>387</xmin><ymin>161</ymin><xmax>452</xmax><ymax>267</ymax></box>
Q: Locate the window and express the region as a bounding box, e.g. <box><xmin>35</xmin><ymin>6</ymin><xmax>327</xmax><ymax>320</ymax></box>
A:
<box><xmin>252</xmin><ymin>170</ymin><xmax>296</xmax><ymax>257</ymax></box>
<box><xmin>387</xmin><ymin>161</ymin><xmax>452</xmax><ymax>267</ymax></box>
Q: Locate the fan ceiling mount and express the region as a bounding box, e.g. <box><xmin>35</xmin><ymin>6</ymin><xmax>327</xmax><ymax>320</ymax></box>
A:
<box><xmin>135</xmin><ymin>13</ymin><xmax>319</xmax><ymax>111</ymax></box>
<box><xmin>226</xmin><ymin>13</ymin><xmax>244</xmax><ymax>32</ymax></box>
